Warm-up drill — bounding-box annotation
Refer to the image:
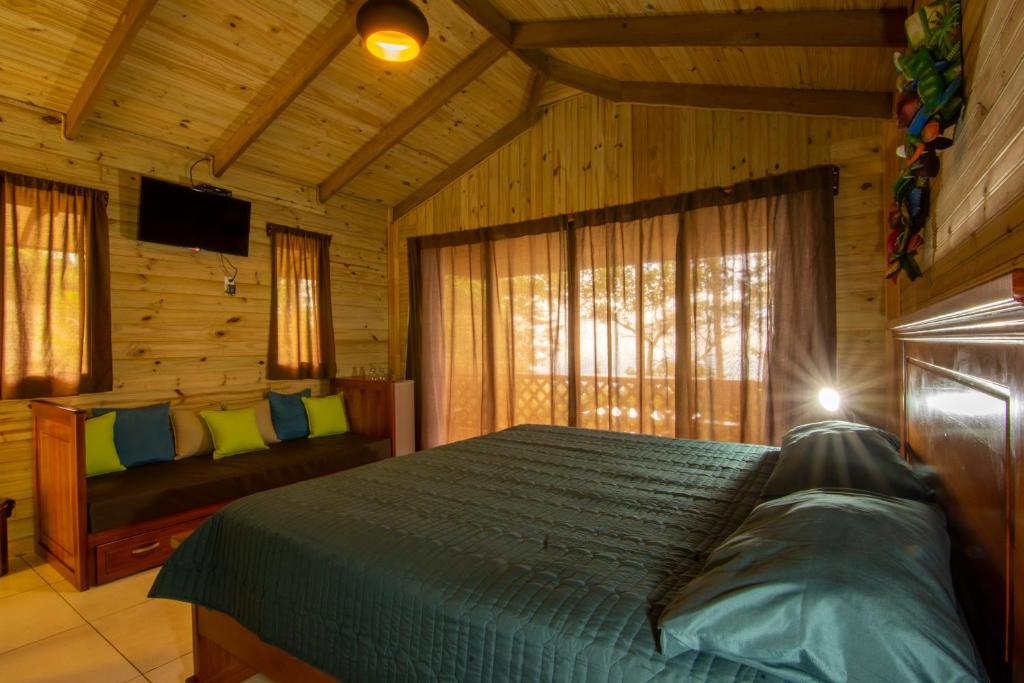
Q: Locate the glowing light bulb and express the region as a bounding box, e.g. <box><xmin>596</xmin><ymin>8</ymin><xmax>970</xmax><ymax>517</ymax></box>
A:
<box><xmin>366</xmin><ymin>30</ymin><xmax>420</xmax><ymax>62</ymax></box>
<box><xmin>818</xmin><ymin>387</ymin><xmax>841</xmax><ymax>412</ymax></box>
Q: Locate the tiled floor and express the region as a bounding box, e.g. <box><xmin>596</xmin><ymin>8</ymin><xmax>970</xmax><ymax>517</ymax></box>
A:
<box><xmin>0</xmin><ymin>544</ymin><xmax>271</xmax><ymax>683</ymax></box>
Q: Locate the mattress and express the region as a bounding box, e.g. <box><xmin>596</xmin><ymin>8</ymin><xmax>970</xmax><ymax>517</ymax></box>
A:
<box><xmin>87</xmin><ymin>432</ymin><xmax>391</xmax><ymax>532</ymax></box>
<box><xmin>151</xmin><ymin>424</ymin><xmax>779</xmax><ymax>682</ymax></box>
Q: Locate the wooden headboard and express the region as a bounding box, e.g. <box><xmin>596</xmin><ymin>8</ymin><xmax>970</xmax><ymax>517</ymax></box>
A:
<box><xmin>893</xmin><ymin>270</ymin><xmax>1024</xmax><ymax>682</ymax></box>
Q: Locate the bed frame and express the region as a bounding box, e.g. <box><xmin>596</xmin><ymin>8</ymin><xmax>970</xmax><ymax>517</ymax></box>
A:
<box><xmin>892</xmin><ymin>269</ymin><xmax>1024</xmax><ymax>682</ymax></box>
<box><xmin>186</xmin><ymin>271</ymin><xmax>1024</xmax><ymax>682</ymax></box>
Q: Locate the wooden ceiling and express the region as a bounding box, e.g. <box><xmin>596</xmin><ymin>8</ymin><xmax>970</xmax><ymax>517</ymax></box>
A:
<box><xmin>0</xmin><ymin>0</ymin><xmax>904</xmax><ymax>214</ymax></box>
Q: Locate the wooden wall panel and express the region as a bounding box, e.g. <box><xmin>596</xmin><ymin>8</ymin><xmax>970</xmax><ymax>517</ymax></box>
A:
<box><xmin>391</xmin><ymin>94</ymin><xmax>889</xmax><ymax>432</ymax></box>
<box><xmin>901</xmin><ymin>0</ymin><xmax>1024</xmax><ymax>310</ymax></box>
<box><xmin>0</xmin><ymin>99</ymin><xmax>388</xmax><ymax>547</ymax></box>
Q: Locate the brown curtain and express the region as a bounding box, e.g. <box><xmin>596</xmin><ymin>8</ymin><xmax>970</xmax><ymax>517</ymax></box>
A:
<box><xmin>412</xmin><ymin>226</ymin><xmax>569</xmax><ymax>448</ymax></box>
<box><xmin>678</xmin><ymin>167</ymin><xmax>836</xmax><ymax>444</ymax></box>
<box><xmin>764</xmin><ymin>171</ymin><xmax>837</xmax><ymax>442</ymax></box>
<box><xmin>408</xmin><ymin>166</ymin><xmax>836</xmax><ymax>447</ymax></box>
<box><xmin>267</xmin><ymin>224</ymin><xmax>336</xmax><ymax>380</ymax></box>
<box><xmin>0</xmin><ymin>171</ymin><xmax>112</xmax><ymax>399</ymax></box>
<box><xmin>576</xmin><ymin>213</ymin><xmax>678</xmax><ymax>437</ymax></box>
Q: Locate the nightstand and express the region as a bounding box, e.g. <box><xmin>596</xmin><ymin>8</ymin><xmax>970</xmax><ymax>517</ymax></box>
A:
<box><xmin>334</xmin><ymin>378</ymin><xmax>415</xmax><ymax>457</ymax></box>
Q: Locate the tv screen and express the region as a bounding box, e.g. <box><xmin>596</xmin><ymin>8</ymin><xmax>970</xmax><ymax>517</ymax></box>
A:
<box><xmin>137</xmin><ymin>176</ymin><xmax>251</xmax><ymax>256</ymax></box>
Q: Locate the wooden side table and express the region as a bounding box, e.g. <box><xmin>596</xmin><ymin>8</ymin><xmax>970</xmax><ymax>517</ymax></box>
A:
<box><xmin>0</xmin><ymin>498</ymin><xmax>14</xmax><ymax>577</ymax></box>
<box><xmin>334</xmin><ymin>378</ymin><xmax>416</xmax><ymax>456</ymax></box>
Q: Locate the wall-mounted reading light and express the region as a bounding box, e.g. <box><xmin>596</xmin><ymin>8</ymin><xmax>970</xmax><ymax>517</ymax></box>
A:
<box><xmin>818</xmin><ymin>387</ymin><xmax>841</xmax><ymax>412</ymax></box>
<box><xmin>357</xmin><ymin>0</ymin><xmax>429</xmax><ymax>63</ymax></box>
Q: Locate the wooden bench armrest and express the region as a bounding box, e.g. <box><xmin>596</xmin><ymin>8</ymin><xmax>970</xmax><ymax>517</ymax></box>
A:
<box><xmin>30</xmin><ymin>399</ymin><xmax>89</xmax><ymax>589</ymax></box>
<box><xmin>30</xmin><ymin>399</ymin><xmax>88</xmax><ymax>421</ymax></box>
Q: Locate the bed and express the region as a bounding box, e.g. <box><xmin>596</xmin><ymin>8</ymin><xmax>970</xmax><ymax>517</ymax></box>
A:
<box><xmin>153</xmin><ymin>425</ymin><xmax>780</xmax><ymax>682</ymax></box>
<box><xmin>153</xmin><ymin>271</ymin><xmax>1023</xmax><ymax>683</ymax></box>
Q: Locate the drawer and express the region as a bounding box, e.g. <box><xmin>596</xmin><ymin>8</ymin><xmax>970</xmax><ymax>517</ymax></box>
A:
<box><xmin>94</xmin><ymin>518</ymin><xmax>203</xmax><ymax>585</ymax></box>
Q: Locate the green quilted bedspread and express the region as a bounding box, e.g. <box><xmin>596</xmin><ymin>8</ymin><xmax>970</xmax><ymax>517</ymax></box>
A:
<box><xmin>151</xmin><ymin>424</ymin><xmax>779</xmax><ymax>682</ymax></box>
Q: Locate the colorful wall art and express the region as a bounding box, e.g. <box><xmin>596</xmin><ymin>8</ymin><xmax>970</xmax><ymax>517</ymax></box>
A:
<box><xmin>887</xmin><ymin>0</ymin><xmax>965</xmax><ymax>280</ymax></box>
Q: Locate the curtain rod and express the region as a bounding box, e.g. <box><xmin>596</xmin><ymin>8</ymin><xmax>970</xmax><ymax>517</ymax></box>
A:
<box><xmin>410</xmin><ymin>165</ymin><xmax>839</xmax><ymax>250</ymax></box>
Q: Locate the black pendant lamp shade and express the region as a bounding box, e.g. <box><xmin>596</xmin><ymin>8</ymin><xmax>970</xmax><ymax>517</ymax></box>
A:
<box><xmin>357</xmin><ymin>0</ymin><xmax>429</xmax><ymax>63</ymax></box>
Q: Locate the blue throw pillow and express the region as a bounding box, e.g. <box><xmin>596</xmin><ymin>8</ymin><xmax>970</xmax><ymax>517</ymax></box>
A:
<box><xmin>92</xmin><ymin>403</ymin><xmax>175</xmax><ymax>467</ymax></box>
<box><xmin>268</xmin><ymin>389</ymin><xmax>312</xmax><ymax>441</ymax></box>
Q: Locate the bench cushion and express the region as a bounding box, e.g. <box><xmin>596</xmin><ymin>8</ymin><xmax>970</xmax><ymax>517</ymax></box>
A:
<box><xmin>86</xmin><ymin>433</ymin><xmax>390</xmax><ymax>533</ymax></box>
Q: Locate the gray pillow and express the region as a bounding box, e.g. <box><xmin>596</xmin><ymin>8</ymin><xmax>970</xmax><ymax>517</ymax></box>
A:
<box><xmin>658</xmin><ymin>489</ymin><xmax>985</xmax><ymax>683</ymax></box>
<box><xmin>786</xmin><ymin>419</ymin><xmax>901</xmax><ymax>450</ymax></box>
<box><xmin>762</xmin><ymin>420</ymin><xmax>932</xmax><ymax>501</ymax></box>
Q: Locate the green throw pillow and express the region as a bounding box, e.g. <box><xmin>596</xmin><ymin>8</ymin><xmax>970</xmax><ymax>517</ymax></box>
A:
<box><xmin>301</xmin><ymin>394</ymin><xmax>350</xmax><ymax>438</ymax></box>
<box><xmin>200</xmin><ymin>408</ymin><xmax>269</xmax><ymax>459</ymax></box>
<box><xmin>85</xmin><ymin>412</ymin><xmax>125</xmax><ymax>477</ymax></box>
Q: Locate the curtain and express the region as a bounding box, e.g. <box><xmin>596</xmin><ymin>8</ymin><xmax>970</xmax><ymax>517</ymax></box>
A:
<box><xmin>0</xmin><ymin>171</ymin><xmax>112</xmax><ymax>399</ymax></box>
<box><xmin>412</xmin><ymin>226</ymin><xmax>569</xmax><ymax>448</ymax></box>
<box><xmin>576</xmin><ymin>213</ymin><xmax>678</xmax><ymax>437</ymax></box>
<box><xmin>267</xmin><ymin>224</ymin><xmax>336</xmax><ymax>380</ymax></box>
<box><xmin>764</xmin><ymin>175</ymin><xmax>837</xmax><ymax>442</ymax></box>
<box><xmin>678</xmin><ymin>170</ymin><xmax>836</xmax><ymax>444</ymax></box>
<box><xmin>409</xmin><ymin>166</ymin><xmax>836</xmax><ymax>447</ymax></box>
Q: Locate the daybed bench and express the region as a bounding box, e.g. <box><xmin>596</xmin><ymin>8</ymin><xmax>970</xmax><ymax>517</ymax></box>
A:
<box><xmin>31</xmin><ymin>395</ymin><xmax>391</xmax><ymax>590</ymax></box>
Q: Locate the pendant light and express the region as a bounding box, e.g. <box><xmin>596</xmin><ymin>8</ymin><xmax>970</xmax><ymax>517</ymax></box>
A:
<box><xmin>357</xmin><ymin>0</ymin><xmax>429</xmax><ymax>63</ymax></box>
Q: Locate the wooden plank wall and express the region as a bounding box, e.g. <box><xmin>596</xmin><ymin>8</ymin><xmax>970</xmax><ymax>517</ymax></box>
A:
<box><xmin>391</xmin><ymin>95</ymin><xmax>889</xmax><ymax>432</ymax></box>
<box><xmin>0</xmin><ymin>98</ymin><xmax>389</xmax><ymax>546</ymax></box>
<box><xmin>900</xmin><ymin>0</ymin><xmax>1024</xmax><ymax>310</ymax></box>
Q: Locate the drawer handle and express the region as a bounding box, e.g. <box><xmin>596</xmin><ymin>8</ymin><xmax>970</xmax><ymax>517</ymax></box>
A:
<box><xmin>130</xmin><ymin>541</ymin><xmax>161</xmax><ymax>556</ymax></box>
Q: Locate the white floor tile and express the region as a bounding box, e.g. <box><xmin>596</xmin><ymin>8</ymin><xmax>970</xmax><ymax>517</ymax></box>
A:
<box><xmin>144</xmin><ymin>652</ymin><xmax>193</xmax><ymax>683</ymax></box>
<box><xmin>22</xmin><ymin>553</ymin><xmax>66</xmax><ymax>585</ymax></box>
<box><xmin>55</xmin><ymin>567</ymin><xmax>160</xmax><ymax>621</ymax></box>
<box><xmin>0</xmin><ymin>556</ymin><xmax>46</xmax><ymax>599</ymax></box>
<box><xmin>0</xmin><ymin>625</ymin><xmax>139</xmax><ymax>683</ymax></box>
<box><xmin>92</xmin><ymin>598</ymin><xmax>192</xmax><ymax>673</ymax></box>
<box><xmin>0</xmin><ymin>586</ymin><xmax>84</xmax><ymax>655</ymax></box>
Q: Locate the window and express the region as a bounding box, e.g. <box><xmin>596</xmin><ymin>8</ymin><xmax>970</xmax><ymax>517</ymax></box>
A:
<box><xmin>410</xmin><ymin>166</ymin><xmax>837</xmax><ymax>447</ymax></box>
<box><xmin>267</xmin><ymin>223</ymin><xmax>335</xmax><ymax>380</ymax></box>
<box><xmin>687</xmin><ymin>250</ymin><xmax>771</xmax><ymax>439</ymax></box>
<box><xmin>575</xmin><ymin>215</ymin><xmax>678</xmax><ymax>437</ymax></box>
<box><xmin>0</xmin><ymin>171</ymin><xmax>112</xmax><ymax>399</ymax></box>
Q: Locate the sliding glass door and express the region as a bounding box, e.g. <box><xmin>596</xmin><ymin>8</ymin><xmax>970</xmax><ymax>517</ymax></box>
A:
<box><xmin>575</xmin><ymin>214</ymin><xmax>678</xmax><ymax>437</ymax></box>
<box><xmin>409</xmin><ymin>166</ymin><xmax>836</xmax><ymax>448</ymax></box>
<box><xmin>417</xmin><ymin>229</ymin><xmax>570</xmax><ymax>447</ymax></box>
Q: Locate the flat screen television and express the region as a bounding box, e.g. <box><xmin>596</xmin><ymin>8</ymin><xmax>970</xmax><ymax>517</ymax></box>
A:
<box><xmin>137</xmin><ymin>176</ymin><xmax>251</xmax><ymax>256</ymax></box>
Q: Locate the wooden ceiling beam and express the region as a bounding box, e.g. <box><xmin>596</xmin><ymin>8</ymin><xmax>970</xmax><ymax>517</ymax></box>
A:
<box><xmin>522</xmin><ymin>71</ymin><xmax>547</xmax><ymax>113</ymax></box>
<box><xmin>318</xmin><ymin>37</ymin><xmax>507</xmax><ymax>203</ymax></box>
<box><xmin>393</xmin><ymin>74</ymin><xmax>546</xmax><ymax>219</ymax></box>
<box><xmin>618</xmin><ymin>81</ymin><xmax>893</xmax><ymax>119</ymax></box>
<box><xmin>511</xmin><ymin>10</ymin><xmax>908</xmax><ymax>49</ymax></box>
<box><xmin>545</xmin><ymin>59</ymin><xmax>621</xmax><ymax>100</ymax></box>
<box><xmin>543</xmin><ymin>56</ymin><xmax>891</xmax><ymax>118</ymax></box>
<box><xmin>448</xmin><ymin>0</ymin><xmax>515</xmax><ymax>46</ymax></box>
<box><xmin>448</xmin><ymin>0</ymin><xmax>551</xmax><ymax>71</ymax></box>
<box><xmin>63</xmin><ymin>0</ymin><xmax>159</xmax><ymax>140</ymax></box>
<box><xmin>450</xmin><ymin>0</ymin><xmax>892</xmax><ymax>119</ymax></box>
<box><xmin>211</xmin><ymin>1</ymin><xmax>365</xmax><ymax>177</ymax></box>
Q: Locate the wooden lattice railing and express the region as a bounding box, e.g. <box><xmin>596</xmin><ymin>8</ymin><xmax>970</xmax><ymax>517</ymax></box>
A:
<box><xmin>444</xmin><ymin>373</ymin><xmax>753</xmax><ymax>443</ymax></box>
